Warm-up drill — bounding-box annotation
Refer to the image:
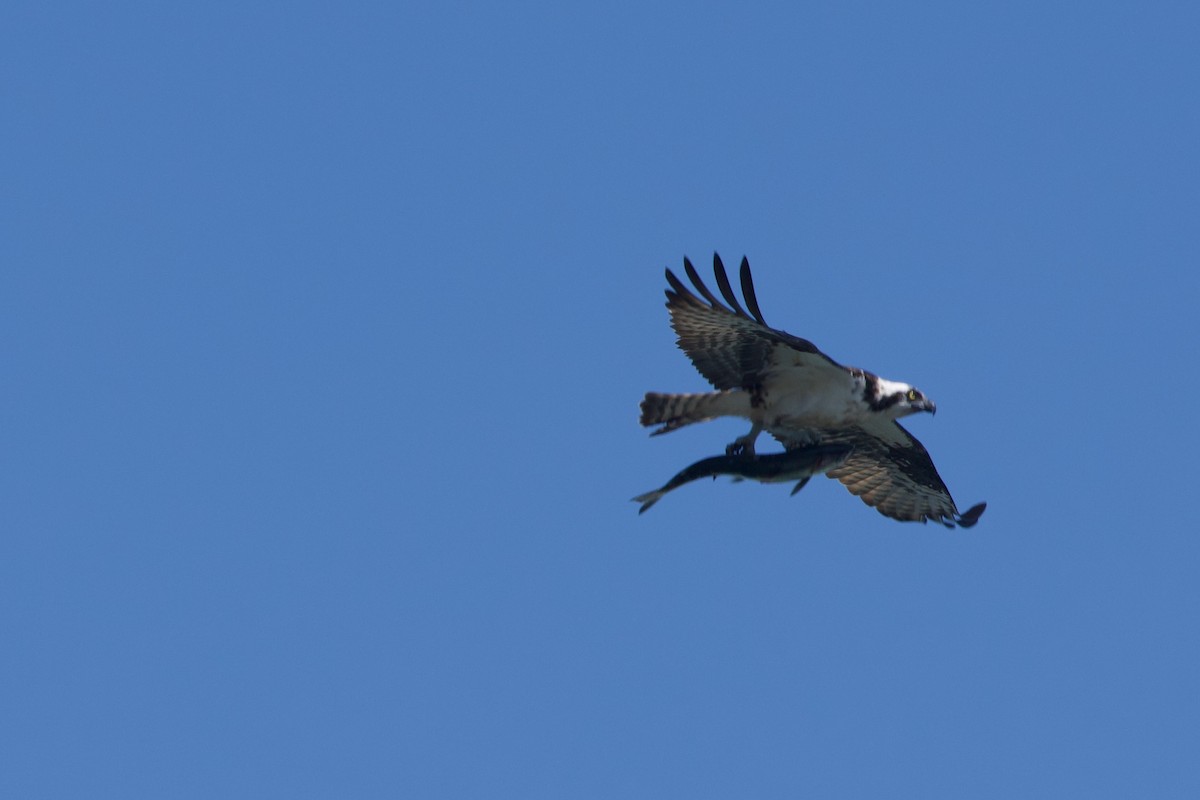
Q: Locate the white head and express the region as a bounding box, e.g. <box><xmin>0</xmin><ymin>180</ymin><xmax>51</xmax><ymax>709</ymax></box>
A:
<box><xmin>869</xmin><ymin>376</ymin><xmax>937</xmax><ymax>419</ymax></box>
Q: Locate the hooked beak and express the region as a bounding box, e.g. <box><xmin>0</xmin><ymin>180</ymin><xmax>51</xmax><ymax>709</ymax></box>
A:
<box><xmin>922</xmin><ymin>399</ymin><xmax>937</xmax><ymax>416</ymax></box>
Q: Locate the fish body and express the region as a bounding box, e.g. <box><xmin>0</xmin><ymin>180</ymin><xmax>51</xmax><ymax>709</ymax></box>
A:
<box><xmin>633</xmin><ymin>444</ymin><xmax>854</xmax><ymax>514</ymax></box>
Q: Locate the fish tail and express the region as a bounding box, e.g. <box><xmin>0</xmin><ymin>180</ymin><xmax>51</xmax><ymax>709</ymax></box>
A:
<box><xmin>631</xmin><ymin>489</ymin><xmax>666</xmax><ymax>514</ymax></box>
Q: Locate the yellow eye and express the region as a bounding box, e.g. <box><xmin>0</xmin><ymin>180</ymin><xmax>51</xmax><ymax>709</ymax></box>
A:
<box><xmin>907</xmin><ymin>389</ymin><xmax>919</xmax><ymax>401</ymax></box>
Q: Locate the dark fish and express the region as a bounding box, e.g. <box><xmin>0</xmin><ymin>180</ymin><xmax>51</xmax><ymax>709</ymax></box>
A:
<box><xmin>633</xmin><ymin>444</ymin><xmax>855</xmax><ymax>514</ymax></box>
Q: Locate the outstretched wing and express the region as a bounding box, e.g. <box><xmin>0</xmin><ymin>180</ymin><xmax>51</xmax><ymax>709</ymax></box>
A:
<box><xmin>779</xmin><ymin>420</ymin><xmax>985</xmax><ymax>528</ymax></box>
<box><xmin>664</xmin><ymin>254</ymin><xmax>843</xmax><ymax>391</ymax></box>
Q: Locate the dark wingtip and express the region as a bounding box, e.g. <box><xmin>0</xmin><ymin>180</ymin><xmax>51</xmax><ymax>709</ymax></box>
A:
<box><xmin>789</xmin><ymin>476</ymin><xmax>812</xmax><ymax>496</ymax></box>
<box><xmin>738</xmin><ymin>256</ymin><xmax>767</xmax><ymax>325</ymax></box>
<box><xmin>664</xmin><ymin>267</ymin><xmax>690</xmax><ymax>302</ymax></box>
<box><xmin>682</xmin><ymin>255</ymin><xmax>726</xmax><ymax>310</ymax></box>
<box><xmin>682</xmin><ymin>255</ymin><xmax>698</xmax><ymax>281</ymax></box>
<box><xmin>712</xmin><ymin>253</ymin><xmax>749</xmax><ymax>318</ymax></box>
<box><xmin>956</xmin><ymin>502</ymin><xmax>987</xmax><ymax>529</ymax></box>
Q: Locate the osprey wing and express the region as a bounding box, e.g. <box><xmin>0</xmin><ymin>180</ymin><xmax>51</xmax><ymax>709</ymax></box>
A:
<box><xmin>789</xmin><ymin>420</ymin><xmax>986</xmax><ymax>528</ymax></box>
<box><xmin>664</xmin><ymin>254</ymin><xmax>841</xmax><ymax>391</ymax></box>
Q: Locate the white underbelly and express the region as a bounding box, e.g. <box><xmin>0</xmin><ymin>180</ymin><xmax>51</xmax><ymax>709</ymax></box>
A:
<box><xmin>764</xmin><ymin>390</ymin><xmax>863</xmax><ymax>429</ymax></box>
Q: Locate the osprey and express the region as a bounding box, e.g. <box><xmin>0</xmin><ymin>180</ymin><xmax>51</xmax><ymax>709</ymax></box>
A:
<box><xmin>639</xmin><ymin>254</ymin><xmax>986</xmax><ymax>528</ymax></box>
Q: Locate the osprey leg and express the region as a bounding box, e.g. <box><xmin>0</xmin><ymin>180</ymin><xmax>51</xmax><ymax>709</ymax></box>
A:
<box><xmin>726</xmin><ymin>422</ymin><xmax>762</xmax><ymax>457</ymax></box>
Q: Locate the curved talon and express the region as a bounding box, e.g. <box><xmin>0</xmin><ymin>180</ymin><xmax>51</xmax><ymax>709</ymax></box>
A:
<box><xmin>727</xmin><ymin>422</ymin><xmax>763</xmax><ymax>459</ymax></box>
<box><xmin>725</xmin><ymin>439</ymin><xmax>756</xmax><ymax>458</ymax></box>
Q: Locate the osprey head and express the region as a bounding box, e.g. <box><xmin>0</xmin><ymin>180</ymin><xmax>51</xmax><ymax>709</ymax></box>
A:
<box><xmin>899</xmin><ymin>386</ymin><xmax>936</xmax><ymax>417</ymax></box>
<box><xmin>870</xmin><ymin>376</ymin><xmax>937</xmax><ymax>418</ymax></box>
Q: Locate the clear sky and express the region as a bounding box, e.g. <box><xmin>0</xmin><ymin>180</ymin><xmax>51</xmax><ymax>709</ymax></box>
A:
<box><xmin>3</xmin><ymin>2</ymin><xmax>1199</xmax><ymax>797</ymax></box>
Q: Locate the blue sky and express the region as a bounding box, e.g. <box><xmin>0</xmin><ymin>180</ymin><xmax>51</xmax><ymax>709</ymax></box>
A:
<box><xmin>3</xmin><ymin>1</ymin><xmax>1199</xmax><ymax>797</ymax></box>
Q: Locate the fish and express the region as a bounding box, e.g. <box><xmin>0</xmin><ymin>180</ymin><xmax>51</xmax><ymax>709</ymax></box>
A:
<box><xmin>632</xmin><ymin>443</ymin><xmax>855</xmax><ymax>514</ymax></box>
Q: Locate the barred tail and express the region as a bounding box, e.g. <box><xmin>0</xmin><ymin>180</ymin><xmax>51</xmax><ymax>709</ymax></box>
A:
<box><xmin>639</xmin><ymin>390</ymin><xmax>749</xmax><ymax>436</ymax></box>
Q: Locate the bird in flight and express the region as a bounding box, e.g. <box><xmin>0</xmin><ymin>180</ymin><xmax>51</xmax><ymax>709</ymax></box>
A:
<box><xmin>639</xmin><ymin>254</ymin><xmax>986</xmax><ymax>528</ymax></box>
